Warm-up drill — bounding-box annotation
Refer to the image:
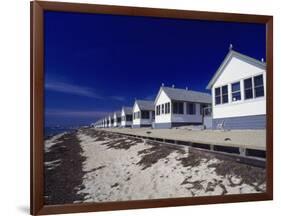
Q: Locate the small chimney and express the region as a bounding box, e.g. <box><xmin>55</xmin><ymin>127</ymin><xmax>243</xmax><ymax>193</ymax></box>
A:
<box><xmin>229</xmin><ymin>43</ymin><xmax>233</xmax><ymax>50</ymax></box>
<box><xmin>172</xmin><ymin>84</ymin><xmax>175</xmax><ymax>88</ymax></box>
<box><xmin>161</xmin><ymin>83</ymin><xmax>165</xmax><ymax>87</ymax></box>
<box><xmin>261</xmin><ymin>58</ymin><xmax>264</xmax><ymax>62</ymax></box>
<box><xmin>186</xmin><ymin>87</ymin><xmax>188</xmax><ymax>91</ymax></box>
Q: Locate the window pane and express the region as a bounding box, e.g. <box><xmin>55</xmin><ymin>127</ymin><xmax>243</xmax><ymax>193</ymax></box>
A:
<box><xmin>173</xmin><ymin>102</ymin><xmax>178</xmax><ymax>114</ymax></box>
<box><xmin>254</xmin><ymin>75</ymin><xmax>264</xmax><ymax>98</ymax></box>
<box><xmin>222</xmin><ymin>95</ymin><xmax>228</xmax><ymax>103</ymax></box>
<box><xmin>167</xmin><ymin>103</ymin><xmax>170</xmax><ymax>113</ymax></box>
<box><xmin>232</xmin><ymin>92</ymin><xmax>241</xmax><ymax>101</ymax></box>
<box><xmin>232</xmin><ymin>82</ymin><xmax>240</xmax><ymax>92</ymax></box>
<box><xmin>222</xmin><ymin>85</ymin><xmax>228</xmax><ymax>104</ymax></box>
<box><xmin>222</xmin><ymin>85</ymin><xmax>228</xmax><ymax>94</ymax></box>
<box><xmin>215</xmin><ymin>96</ymin><xmax>221</xmax><ymax>105</ymax></box>
<box><xmin>179</xmin><ymin>102</ymin><xmax>184</xmax><ymax>114</ymax></box>
<box><xmin>254</xmin><ymin>75</ymin><xmax>263</xmax><ymax>87</ymax></box>
<box><xmin>215</xmin><ymin>87</ymin><xmax>220</xmax><ymax>96</ymax></box>
<box><xmin>255</xmin><ymin>86</ymin><xmax>264</xmax><ymax>97</ymax></box>
<box><xmin>143</xmin><ymin>111</ymin><xmax>149</xmax><ymax>119</ymax></box>
<box><xmin>245</xmin><ymin>89</ymin><xmax>253</xmax><ymax>99</ymax></box>
<box><xmin>244</xmin><ymin>78</ymin><xmax>252</xmax><ymax>89</ymax></box>
<box><xmin>187</xmin><ymin>103</ymin><xmax>195</xmax><ymax>115</ymax></box>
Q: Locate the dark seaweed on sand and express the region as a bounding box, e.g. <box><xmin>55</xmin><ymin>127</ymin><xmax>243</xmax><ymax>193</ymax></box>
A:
<box><xmin>137</xmin><ymin>141</ymin><xmax>185</xmax><ymax>170</ymax></box>
<box><xmin>44</xmin><ymin>132</ymin><xmax>86</xmax><ymax>205</ymax></box>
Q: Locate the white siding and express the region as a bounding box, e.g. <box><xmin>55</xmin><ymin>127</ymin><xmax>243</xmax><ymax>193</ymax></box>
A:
<box><xmin>155</xmin><ymin>90</ymin><xmax>171</xmax><ymax>123</ymax></box>
<box><xmin>113</xmin><ymin>113</ymin><xmax>117</xmax><ymax>127</ymax></box>
<box><xmin>113</xmin><ymin>113</ymin><xmax>121</xmax><ymax>127</ymax></box>
<box><xmin>132</xmin><ymin>103</ymin><xmax>141</xmax><ymax>126</ymax></box>
<box><xmin>121</xmin><ymin>109</ymin><xmax>126</xmax><ymax>127</ymax></box>
<box><xmin>212</xmin><ymin>56</ymin><xmax>266</xmax><ymax>119</ymax></box>
<box><xmin>108</xmin><ymin>116</ymin><xmax>112</xmax><ymax>127</ymax></box>
<box><xmin>121</xmin><ymin>108</ymin><xmax>132</xmax><ymax>127</ymax></box>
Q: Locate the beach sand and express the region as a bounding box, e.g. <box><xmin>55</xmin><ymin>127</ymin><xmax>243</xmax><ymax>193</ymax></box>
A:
<box><xmin>44</xmin><ymin>128</ymin><xmax>266</xmax><ymax>204</ymax></box>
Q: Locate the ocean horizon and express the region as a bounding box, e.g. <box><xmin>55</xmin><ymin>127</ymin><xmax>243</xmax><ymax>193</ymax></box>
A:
<box><xmin>44</xmin><ymin>126</ymin><xmax>80</xmax><ymax>138</ymax></box>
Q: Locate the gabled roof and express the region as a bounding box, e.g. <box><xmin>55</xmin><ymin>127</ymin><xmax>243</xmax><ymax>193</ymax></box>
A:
<box><xmin>122</xmin><ymin>106</ymin><xmax>132</xmax><ymax>114</ymax></box>
<box><xmin>135</xmin><ymin>100</ymin><xmax>154</xmax><ymax>111</ymax></box>
<box><xmin>206</xmin><ymin>50</ymin><xmax>266</xmax><ymax>89</ymax></box>
<box><xmin>157</xmin><ymin>87</ymin><xmax>211</xmax><ymax>104</ymax></box>
<box><xmin>114</xmin><ymin>111</ymin><xmax>121</xmax><ymax>117</ymax></box>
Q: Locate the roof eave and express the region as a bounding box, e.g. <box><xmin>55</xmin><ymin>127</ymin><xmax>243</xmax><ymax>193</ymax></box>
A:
<box><xmin>205</xmin><ymin>50</ymin><xmax>266</xmax><ymax>90</ymax></box>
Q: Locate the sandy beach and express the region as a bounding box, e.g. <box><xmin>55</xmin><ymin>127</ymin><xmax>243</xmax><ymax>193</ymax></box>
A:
<box><xmin>44</xmin><ymin>128</ymin><xmax>266</xmax><ymax>204</ymax></box>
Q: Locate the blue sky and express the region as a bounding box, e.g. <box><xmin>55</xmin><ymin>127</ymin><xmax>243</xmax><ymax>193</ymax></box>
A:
<box><xmin>44</xmin><ymin>11</ymin><xmax>265</xmax><ymax>127</ymax></box>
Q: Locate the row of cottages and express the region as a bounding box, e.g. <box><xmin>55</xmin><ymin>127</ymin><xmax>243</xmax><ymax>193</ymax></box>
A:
<box><xmin>94</xmin><ymin>47</ymin><xmax>266</xmax><ymax>130</ymax></box>
<box><xmin>154</xmin><ymin>86</ymin><xmax>212</xmax><ymax>128</ymax></box>
<box><xmin>206</xmin><ymin>48</ymin><xmax>266</xmax><ymax>129</ymax></box>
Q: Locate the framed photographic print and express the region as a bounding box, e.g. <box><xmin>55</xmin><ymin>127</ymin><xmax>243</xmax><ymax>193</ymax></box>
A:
<box><xmin>31</xmin><ymin>1</ymin><xmax>273</xmax><ymax>215</ymax></box>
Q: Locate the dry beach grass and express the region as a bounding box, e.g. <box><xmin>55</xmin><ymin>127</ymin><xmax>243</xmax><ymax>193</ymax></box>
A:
<box><xmin>44</xmin><ymin>128</ymin><xmax>266</xmax><ymax>204</ymax></box>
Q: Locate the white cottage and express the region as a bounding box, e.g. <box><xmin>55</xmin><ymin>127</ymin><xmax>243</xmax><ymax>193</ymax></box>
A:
<box><xmin>154</xmin><ymin>86</ymin><xmax>211</xmax><ymax>129</ymax></box>
<box><xmin>206</xmin><ymin>48</ymin><xmax>266</xmax><ymax>129</ymax></box>
<box><xmin>121</xmin><ymin>106</ymin><xmax>133</xmax><ymax>127</ymax></box>
<box><xmin>113</xmin><ymin>111</ymin><xmax>121</xmax><ymax>127</ymax></box>
<box><xmin>132</xmin><ymin>100</ymin><xmax>155</xmax><ymax>128</ymax></box>
<box><xmin>104</xmin><ymin>117</ymin><xmax>108</xmax><ymax>128</ymax></box>
<box><xmin>105</xmin><ymin>116</ymin><xmax>109</xmax><ymax>128</ymax></box>
<box><xmin>108</xmin><ymin>114</ymin><xmax>114</xmax><ymax>128</ymax></box>
<box><xmin>95</xmin><ymin>119</ymin><xmax>102</xmax><ymax>128</ymax></box>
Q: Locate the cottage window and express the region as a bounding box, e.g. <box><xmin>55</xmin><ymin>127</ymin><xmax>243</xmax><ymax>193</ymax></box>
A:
<box><xmin>117</xmin><ymin>117</ymin><xmax>121</xmax><ymax>123</ymax></box>
<box><xmin>165</xmin><ymin>102</ymin><xmax>170</xmax><ymax>114</ymax></box>
<box><xmin>161</xmin><ymin>104</ymin><xmax>164</xmax><ymax>114</ymax></box>
<box><xmin>156</xmin><ymin>105</ymin><xmax>158</xmax><ymax>116</ymax></box>
<box><xmin>244</xmin><ymin>78</ymin><xmax>253</xmax><ymax>99</ymax></box>
<box><xmin>152</xmin><ymin>111</ymin><xmax>155</xmax><ymax>119</ymax></box>
<box><xmin>254</xmin><ymin>75</ymin><xmax>264</xmax><ymax>98</ymax></box>
<box><xmin>215</xmin><ymin>87</ymin><xmax>221</xmax><ymax>105</ymax></box>
<box><xmin>126</xmin><ymin>115</ymin><xmax>132</xmax><ymax>121</ymax></box>
<box><xmin>222</xmin><ymin>85</ymin><xmax>228</xmax><ymax>103</ymax></box>
<box><xmin>141</xmin><ymin>111</ymin><xmax>150</xmax><ymax>119</ymax></box>
<box><xmin>187</xmin><ymin>103</ymin><xmax>196</xmax><ymax>115</ymax></box>
<box><xmin>231</xmin><ymin>82</ymin><xmax>241</xmax><ymax>102</ymax></box>
<box><xmin>167</xmin><ymin>102</ymin><xmax>170</xmax><ymax>113</ymax></box>
<box><xmin>172</xmin><ymin>101</ymin><xmax>184</xmax><ymax>114</ymax></box>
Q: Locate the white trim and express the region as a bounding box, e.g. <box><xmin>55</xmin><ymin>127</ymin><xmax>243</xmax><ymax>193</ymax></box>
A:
<box><xmin>206</xmin><ymin>50</ymin><xmax>266</xmax><ymax>89</ymax></box>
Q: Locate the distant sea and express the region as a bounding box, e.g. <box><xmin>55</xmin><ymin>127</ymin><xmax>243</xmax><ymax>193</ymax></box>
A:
<box><xmin>44</xmin><ymin>126</ymin><xmax>78</xmax><ymax>138</ymax></box>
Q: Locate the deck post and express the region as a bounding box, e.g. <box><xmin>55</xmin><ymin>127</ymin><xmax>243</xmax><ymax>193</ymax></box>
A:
<box><xmin>239</xmin><ymin>147</ymin><xmax>246</xmax><ymax>156</ymax></box>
